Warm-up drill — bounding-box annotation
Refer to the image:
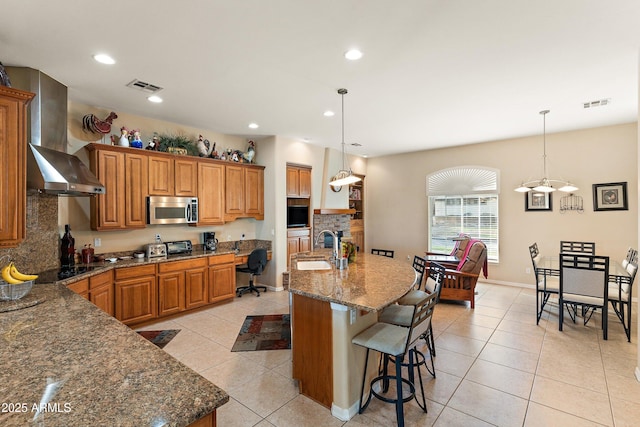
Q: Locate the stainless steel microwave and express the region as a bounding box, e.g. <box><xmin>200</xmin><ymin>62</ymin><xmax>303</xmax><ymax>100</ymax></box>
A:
<box><xmin>147</xmin><ymin>196</ymin><xmax>198</xmax><ymax>225</ymax></box>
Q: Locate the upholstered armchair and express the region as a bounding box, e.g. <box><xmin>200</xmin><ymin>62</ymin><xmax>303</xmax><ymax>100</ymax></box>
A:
<box><xmin>432</xmin><ymin>239</ymin><xmax>488</xmax><ymax>308</ymax></box>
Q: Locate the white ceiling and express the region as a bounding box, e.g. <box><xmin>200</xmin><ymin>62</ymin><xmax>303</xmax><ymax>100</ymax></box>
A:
<box><xmin>1</xmin><ymin>0</ymin><xmax>639</xmax><ymax>157</ymax></box>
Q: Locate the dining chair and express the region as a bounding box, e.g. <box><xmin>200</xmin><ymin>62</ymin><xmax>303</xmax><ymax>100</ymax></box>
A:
<box><xmin>530</xmin><ymin>243</ymin><xmax>559</xmax><ymax>324</ymax></box>
<box><xmin>560</xmin><ymin>241</ymin><xmax>596</xmax><ymax>254</ymax></box>
<box><xmin>559</xmin><ymin>253</ymin><xmax>609</xmax><ymax>340</ymax></box>
<box><xmin>608</xmin><ymin>248</ymin><xmax>637</xmax><ymax>341</ymax></box>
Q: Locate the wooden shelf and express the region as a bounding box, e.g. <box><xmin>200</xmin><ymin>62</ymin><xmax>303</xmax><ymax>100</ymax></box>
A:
<box><xmin>313</xmin><ymin>209</ymin><xmax>356</xmax><ymax>215</ymax></box>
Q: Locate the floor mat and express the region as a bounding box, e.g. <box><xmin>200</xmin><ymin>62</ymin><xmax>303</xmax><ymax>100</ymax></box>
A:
<box><xmin>231</xmin><ymin>314</ymin><xmax>291</xmax><ymax>352</ymax></box>
<box><xmin>137</xmin><ymin>329</ymin><xmax>180</xmax><ymax>349</ymax></box>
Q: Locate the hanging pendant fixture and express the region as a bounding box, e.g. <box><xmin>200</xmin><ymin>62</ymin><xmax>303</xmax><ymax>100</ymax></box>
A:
<box><xmin>514</xmin><ymin>110</ymin><xmax>578</xmax><ymax>193</ymax></box>
<box><xmin>329</xmin><ymin>88</ymin><xmax>361</xmax><ymax>188</ymax></box>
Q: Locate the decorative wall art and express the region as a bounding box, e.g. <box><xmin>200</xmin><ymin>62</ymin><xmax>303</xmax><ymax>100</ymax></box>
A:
<box><xmin>593</xmin><ymin>182</ymin><xmax>628</xmax><ymax>211</ymax></box>
<box><xmin>525</xmin><ymin>191</ymin><xmax>552</xmax><ymax>211</ymax></box>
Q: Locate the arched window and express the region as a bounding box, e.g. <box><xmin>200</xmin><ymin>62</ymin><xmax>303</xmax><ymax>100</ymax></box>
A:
<box><xmin>427</xmin><ymin>166</ymin><xmax>500</xmax><ymax>262</ymax></box>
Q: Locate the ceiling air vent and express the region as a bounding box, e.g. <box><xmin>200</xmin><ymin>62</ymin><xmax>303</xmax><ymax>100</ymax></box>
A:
<box><xmin>126</xmin><ymin>79</ymin><xmax>163</xmax><ymax>93</ymax></box>
<box><xmin>350</xmin><ymin>142</ymin><xmax>362</xmax><ymax>147</ymax></box>
<box><xmin>583</xmin><ymin>98</ymin><xmax>611</xmax><ymax>109</ymax></box>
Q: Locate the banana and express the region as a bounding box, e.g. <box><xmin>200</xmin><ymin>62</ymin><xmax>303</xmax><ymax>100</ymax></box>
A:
<box><xmin>1</xmin><ymin>263</ymin><xmax>23</xmax><ymax>284</ymax></box>
<box><xmin>9</xmin><ymin>263</ymin><xmax>38</xmax><ymax>281</ymax></box>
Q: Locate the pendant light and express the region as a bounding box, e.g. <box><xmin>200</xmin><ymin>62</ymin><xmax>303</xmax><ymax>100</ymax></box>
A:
<box><xmin>514</xmin><ymin>110</ymin><xmax>578</xmax><ymax>193</ymax></box>
<box><xmin>329</xmin><ymin>88</ymin><xmax>361</xmax><ymax>188</ymax></box>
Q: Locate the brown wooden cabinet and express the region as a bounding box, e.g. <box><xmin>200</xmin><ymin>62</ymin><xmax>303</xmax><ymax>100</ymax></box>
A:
<box><xmin>197</xmin><ymin>161</ymin><xmax>225</xmax><ymax>225</ymax></box>
<box><xmin>158</xmin><ymin>257</ymin><xmax>208</xmax><ymax>316</ymax></box>
<box><xmin>115</xmin><ymin>264</ymin><xmax>157</xmax><ymax>325</ymax></box>
<box><xmin>124</xmin><ymin>153</ymin><xmax>148</xmax><ymax>228</ymax></box>
<box><xmin>149</xmin><ymin>156</ymin><xmax>198</xmax><ymax>197</ymax></box>
<box><xmin>208</xmin><ymin>253</ymin><xmax>236</xmax><ymax>303</ymax></box>
<box><xmin>287</xmin><ymin>228</ymin><xmax>311</xmax><ymax>267</ymax></box>
<box><xmin>89</xmin><ymin>270</ymin><xmax>114</xmax><ymax>315</ymax></box>
<box><xmin>0</xmin><ymin>87</ymin><xmax>34</xmax><ymax>247</ymax></box>
<box><xmin>67</xmin><ymin>278</ymin><xmax>89</xmax><ymax>299</ymax></box>
<box><xmin>225</xmin><ymin>164</ymin><xmax>265</xmax><ymax>222</ymax></box>
<box><xmin>88</xmin><ymin>145</ymin><xmax>148</xmax><ymax>231</ymax></box>
<box><xmin>175</xmin><ymin>158</ymin><xmax>198</xmax><ymax>196</ymax></box>
<box><xmin>286</xmin><ymin>165</ymin><xmax>311</xmax><ymax>198</ymax></box>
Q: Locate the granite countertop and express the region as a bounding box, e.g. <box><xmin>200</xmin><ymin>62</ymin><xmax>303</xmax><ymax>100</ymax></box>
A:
<box><xmin>0</xmin><ymin>283</ymin><xmax>228</xmax><ymax>426</ymax></box>
<box><xmin>37</xmin><ymin>240</ymin><xmax>272</xmax><ymax>286</ymax></box>
<box><xmin>289</xmin><ymin>251</ymin><xmax>418</xmax><ymax>311</ymax></box>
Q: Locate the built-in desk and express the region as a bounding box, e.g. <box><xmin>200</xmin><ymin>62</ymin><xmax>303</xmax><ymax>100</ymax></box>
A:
<box><xmin>288</xmin><ymin>251</ymin><xmax>417</xmax><ymax>421</ymax></box>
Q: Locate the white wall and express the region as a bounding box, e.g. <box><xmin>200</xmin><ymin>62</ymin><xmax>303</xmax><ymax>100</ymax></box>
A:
<box><xmin>366</xmin><ymin>123</ymin><xmax>638</xmax><ymax>291</ymax></box>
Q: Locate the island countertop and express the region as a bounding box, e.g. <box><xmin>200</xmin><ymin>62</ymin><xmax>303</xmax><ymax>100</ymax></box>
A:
<box><xmin>0</xmin><ymin>283</ymin><xmax>228</xmax><ymax>426</ymax></box>
<box><xmin>288</xmin><ymin>251</ymin><xmax>418</xmax><ymax>311</ymax></box>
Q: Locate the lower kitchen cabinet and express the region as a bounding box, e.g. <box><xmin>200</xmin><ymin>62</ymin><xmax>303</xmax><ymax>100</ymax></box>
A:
<box><xmin>115</xmin><ymin>264</ymin><xmax>157</xmax><ymax>325</ymax></box>
<box><xmin>158</xmin><ymin>257</ymin><xmax>208</xmax><ymax>316</ymax></box>
<box><xmin>287</xmin><ymin>228</ymin><xmax>311</xmax><ymax>267</ymax></box>
<box><xmin>67</xmin><ymin>279</ymin><xmax>89</xmax><ymax>299</ymax></box>
<box><xmin>208</xmin><ymin>254</ymin><xmax>236</xmax><ymax>303</ymax></box>
<box><xmin>89</xmin><ymin>270</ymin><xmax>114</xmax><ymax>316</ymax></box>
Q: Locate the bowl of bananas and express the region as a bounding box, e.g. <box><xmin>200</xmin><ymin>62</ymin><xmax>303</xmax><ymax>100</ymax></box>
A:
<box><xmin>0</xmin><ymin>260</ymin><xmax>38</xmax><ymax>301</ymax></box>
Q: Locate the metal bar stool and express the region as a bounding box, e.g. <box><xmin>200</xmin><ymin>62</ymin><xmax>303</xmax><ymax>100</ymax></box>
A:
<box><xmin>378</xmin><ymin>262</ymin><xmax>446</xmax><ymax>374</ymax></box>
<box><xmin>352</xmin><ymin>290</ymin><xmax>438</xmax><ymax>427</ymax></box>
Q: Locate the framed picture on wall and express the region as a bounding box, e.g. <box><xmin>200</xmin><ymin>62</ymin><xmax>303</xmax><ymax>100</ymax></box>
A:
<box><xmin>525</xmin><ymin>191</ymin><xmax>552</xmax><ymax>211</ymax></box>
<box><xmin>593</xmin><ymin>182</ymin><xmax>628</xmax><ymax>211</ymax></box>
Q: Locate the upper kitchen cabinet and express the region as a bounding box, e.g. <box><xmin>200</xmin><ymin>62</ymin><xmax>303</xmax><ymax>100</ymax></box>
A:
<box><xmin>149</xmin><ymin>155</ymin><xmax>197</xmax><ymax>197</ymax></box>
<box><xmin>87</xmin><ymin>144</ymin><xmax>148</xmax><ymax>230</ymax></box>
<box><xmin>286</xmin><ymin>165</ymin><xmax>311</xmax><ymax>198</ymax></box>
<box><xmin>224</xmin><ymin>164</ymin><xmax>264</xmax><ymax>222</ymax></box>
<box><xmin>0</xmin><ymin>87</ymin><xmax>34</xmax><ymax>247</ymax></box>
<box><xmin>197</xmin><ymin>161</ymin><xmax>225</xmax><ymax>225</ymax></box>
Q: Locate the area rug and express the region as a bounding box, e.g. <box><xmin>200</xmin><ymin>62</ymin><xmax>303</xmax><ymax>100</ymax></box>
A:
<box><xmin>231</xmin><ymin>314</ymin><xmax>291</xmax><ymax>352</ymax></box>
<box><xmin>137</xmin><ymin>329</ymin><xmax>180</xmax><ymax>349</ymax></box>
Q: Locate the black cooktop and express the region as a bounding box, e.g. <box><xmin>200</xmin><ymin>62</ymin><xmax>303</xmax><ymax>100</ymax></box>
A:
<box><xmin>36</xmin><ymin>265</ymin><xmax>107</xmax><ymax>284</ymax></box>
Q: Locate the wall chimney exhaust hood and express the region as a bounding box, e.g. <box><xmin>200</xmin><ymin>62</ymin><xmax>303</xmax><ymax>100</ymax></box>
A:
<box><xmin>6</xmin><ymin>67</ymin><xmax>106</xmax><ymax>196</ymax></box>
<box><xmin>27</xmin><ymin>144</ymin><xmax>105</xmax><ymax>196</ymax></box>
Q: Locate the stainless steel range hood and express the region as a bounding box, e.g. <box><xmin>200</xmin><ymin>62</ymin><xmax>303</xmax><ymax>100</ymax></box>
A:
<box><xmin>6</xmin><ymin>66</ymin><xmax>105</xmax><ymax>196</ymax></box>
<box><xmin>27</xmin><ymin>144</ymin><xmax>105</xmax><ymax>195</ymax></box>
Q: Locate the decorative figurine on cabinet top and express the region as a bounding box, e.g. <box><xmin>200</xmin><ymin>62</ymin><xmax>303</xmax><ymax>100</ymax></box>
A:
<box><xmin>242</xmin><ymin>140</ymin><xmax>256</xmax><ymax>163</ymax></box>
<box><xmin>118</xmin><ymin>127</ymin><xmax>130</xmax><ymax>147</ymax></box>
<box><xmin>197</xmin><ymin>134</ymin><xmax>212</xmax><ymax>157</ymax></box>
<box><xmin>130</xmin><ymin>130</ymin><xmax>143</xmax><ymax>148</ymax></box>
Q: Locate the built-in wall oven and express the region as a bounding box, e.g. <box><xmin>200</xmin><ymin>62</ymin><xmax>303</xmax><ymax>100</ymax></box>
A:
<box><xmin>147</xmin><ymin>196</ymin><xmax>198</xmax><ymax>225</ymax></box>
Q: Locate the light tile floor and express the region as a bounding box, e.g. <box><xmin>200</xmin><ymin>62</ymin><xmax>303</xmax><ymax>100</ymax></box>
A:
<box><xmin>138</xmin><ymin>283</ymin><xmax>640</xmax><ymax>426</ymax></box>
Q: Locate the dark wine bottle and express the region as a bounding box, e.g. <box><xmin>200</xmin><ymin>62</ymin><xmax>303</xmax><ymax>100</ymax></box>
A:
<box><xmin>60</xmin><ymin>224</ymin><xmax>75</xmax><ymax>267</ymax></box>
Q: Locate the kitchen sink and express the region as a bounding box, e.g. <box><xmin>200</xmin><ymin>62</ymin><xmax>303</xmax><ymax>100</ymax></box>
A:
<box><xmin>296</xmin><ymin>260</ymin><xmax>332</xmax><ymax>271</ymax></box>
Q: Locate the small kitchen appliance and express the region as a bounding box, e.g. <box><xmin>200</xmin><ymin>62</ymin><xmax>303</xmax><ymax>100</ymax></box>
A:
<box><xmin>147</xmin><ymin>196</ymin><xmax>198</xmax><ymax>225</ymax></box>
<box><xmin>203</xmin><ymin>232</ymin><xmax>218</xmax><ymax>251</ymax></box>
<box><xmin>145</xmin><ymin>243</ymin><xmax>167</xmax><ymax>259</ymax></box>
<box><xmin>165</xmin><ymin>240</ymin><xmax>193</xmax><ymax>255</ymax></box>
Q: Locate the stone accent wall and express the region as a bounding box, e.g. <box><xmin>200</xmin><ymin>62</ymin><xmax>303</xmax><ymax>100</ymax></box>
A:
<box><xmin>312</xmin><ymin>213</ymin><xmax>351</xmax><ymax>249</ymax></box>
<box><xmin>0</xmin><ymin>193</ymin><xmax>59</xmax><ymax>273</ymax></box>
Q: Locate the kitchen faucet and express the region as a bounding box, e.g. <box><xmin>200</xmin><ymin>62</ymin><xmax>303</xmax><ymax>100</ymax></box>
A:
<box><xmin>315</xmin><ymin>229</ymin><xmax>340</xmax><ymax>265</ymax></box>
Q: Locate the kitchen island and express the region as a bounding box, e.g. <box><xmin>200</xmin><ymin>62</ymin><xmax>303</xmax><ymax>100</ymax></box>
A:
<box><xmin>0</xmin><ymin>283</ymin><xmax>227</xmax><ymax>426</ymax></box>
<box><xmin>289</xmin><ymin>251</ymin><xmax>417</xmax><ymax>421</ymax></box>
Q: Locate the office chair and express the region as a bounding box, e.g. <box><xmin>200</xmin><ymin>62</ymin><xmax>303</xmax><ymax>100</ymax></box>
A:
<box><xmin>236</xmin><ymin>248</ymin><xmax>268</xmax><ymax>297</ymax></box>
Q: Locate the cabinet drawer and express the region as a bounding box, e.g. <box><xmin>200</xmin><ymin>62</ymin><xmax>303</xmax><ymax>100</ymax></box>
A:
<box><xmin>158</xmin><ymin>257</ymin><xmax>208</xmax><ymax>273</ymax></box>
<box><xmin>89</xmin><ymin>270</ymin><xmax>113</xmax><ymax>290</ymax></box>
<box><xmin>287</xmin><ymin>228</ymin><xmax>311</xmax><ymax>238</ymax></box>
<box><xmin>115</xmin><ymin>264</ymin><xmax>156</xmax><ymax>280</ymax></box>
<box><xmin>209</xmin><ymin>253</ymin><xmax>236</xmax><ymax>265</ymax></box>
<box><xmin>67</xmin><ymin>278</ymin><xmax>89</xmax><ymax>294</ymax></box>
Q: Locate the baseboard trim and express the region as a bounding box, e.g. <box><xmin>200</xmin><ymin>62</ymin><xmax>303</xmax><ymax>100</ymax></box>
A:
<box><xmin>331</xmin><ymin>401</ymin><xmax>359</xmax><ymax>421</ymax></box>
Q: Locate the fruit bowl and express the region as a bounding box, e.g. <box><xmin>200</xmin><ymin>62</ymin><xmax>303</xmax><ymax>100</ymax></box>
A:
<box><xmin>0</xmin><ymin>280</ymin><xmax>33</xmax><ymax>301</ymax></box>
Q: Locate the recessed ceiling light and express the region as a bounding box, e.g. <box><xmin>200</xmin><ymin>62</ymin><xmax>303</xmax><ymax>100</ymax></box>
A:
<box><xmin>93</xmin><ymin>54</ymin><xmax>116</xmax><ymax>65</ymax></box>
<box><xmin>147</xmin><ymin>95</ymin><xmax>163</xmax><ymax>103</ymax></box>
<box><xmin>344</xmin><ymin>49</ymin><xmax>363</xmax><ymax>60</ymax></box>
<box><xmin>323</xmin><ymin>110</ymin><xmax>335</xmax><ymax>117</ymax></box>
<box><xmin>248</xmin><ymin>123</ymin><xmax>259</xmax><ymax>129</ymax></box>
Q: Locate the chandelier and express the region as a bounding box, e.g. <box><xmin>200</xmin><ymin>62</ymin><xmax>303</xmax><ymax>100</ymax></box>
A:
<box><xmin>329</xmin><ymin>88</ymin><xmax>361</xmax><ymax>188</ymax></box>
<box><xmin>514</xmin><ymin>110</ymin><xmax>578</xmax><ymax>193</ymax></box>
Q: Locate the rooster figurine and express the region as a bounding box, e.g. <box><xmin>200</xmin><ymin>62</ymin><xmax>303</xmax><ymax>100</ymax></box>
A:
<box><xmin>242</xmin><ymin>140</ymin><xmax>256</xmax><ymax>164</ymax></box>
<box><xmin>82</xmin><ymin>111</ymin><xmax>118</xmax><ymax>134</ymax></box>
